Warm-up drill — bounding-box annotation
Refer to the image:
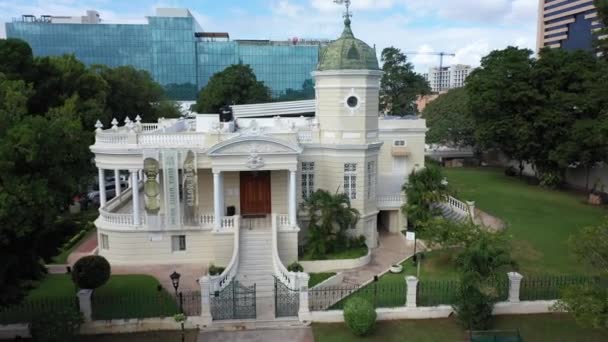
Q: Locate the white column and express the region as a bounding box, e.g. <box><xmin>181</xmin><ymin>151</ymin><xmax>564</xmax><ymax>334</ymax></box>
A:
<box><xmin>213</xmin><ymin>171</ymin><xmax>223</xmax><ymax>230</ymax></box>
<box><xmin>199</xmin><ymin>276</ymin><xmax>213</xmax><ymax>325</ymax></box>
<box><xmin>406</xmin><ymin>276</ymin><xmax>419</xmax><ymax>308</ymax></box>
<box><xmin>98</xmin><ymin>168</ymin><xmax>107</xmax><ymax>208</ymax></box>
<box><xmin>131</xmin><ymin>170</ymin><xmax>141</xmax><ymax>225</ymax></box>
<box><xmin>114</xmin><ymin>169</ymin><xmax>121</xmax><ymax>196</ymax></box>
<box><xmin>289</xmin><ymin>170</ymin><xmax>297</xmax><ymax>227</ymax></box>
<box><xmin>77</xmin><ymin>289</ymin><xmax>93</xmax><ymax>322</ymax></box>
<box><xmin>507</xmin><ymin>272</ymin><xmax>524</xmax><ymax>303</ymax></box>
<box><xmin>298</xmin><ymin>273</ymin><xmax>311</xmax><ymax>323</ymax></box>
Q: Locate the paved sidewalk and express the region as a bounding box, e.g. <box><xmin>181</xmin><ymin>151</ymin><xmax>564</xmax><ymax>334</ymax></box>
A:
<box><xmin>338</xmin><ymin>232</ymin><xmax>417</xmax><ymax>286</ymax></box>
<box><xmin>199</xmin><ymin>327</ymin><xmax>314</xmax><ymax>342</ymax></box>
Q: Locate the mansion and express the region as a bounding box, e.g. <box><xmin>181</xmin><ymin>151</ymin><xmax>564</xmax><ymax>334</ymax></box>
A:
<box><xmin>90</xmin><ymin>18</ymin><xmax>426</xmax><ymax>272</ymax></box>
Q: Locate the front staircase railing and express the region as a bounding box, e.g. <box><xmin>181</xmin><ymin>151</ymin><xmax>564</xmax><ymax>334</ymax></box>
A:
<box><xmin>209</xmin><ymin>220</ymin><xmax>240</xmax><ymax>293</ymax></box>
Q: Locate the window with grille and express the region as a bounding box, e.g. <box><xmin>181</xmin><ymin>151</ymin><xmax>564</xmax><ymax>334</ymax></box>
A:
<box><xmin>394</xmin><ymin>140</ymin><xmax>406</xmax><ymax>146</ymax></box>
<box><xmin>344</xmin><ymin>163</ymin><xmax>357</xmax><ymax>200</ymax></box>
<box><xmin>171</xmin><ymin>235</ymin><xmax>186</xmax><ymax>252</ymax></box>
<box><xmin>100</xmin><ymin>234</ymin><xmax>109</xmax><ymax>250</ymax></box>
<box><xmin>367</xmin><ymin>161</ymin><xmax>376</xmax><ymax>200</ymax></box>
<box><xmin>302</xmin><ymin>162</ymin><xmax>315</xmax><ymax>199</ymax></box>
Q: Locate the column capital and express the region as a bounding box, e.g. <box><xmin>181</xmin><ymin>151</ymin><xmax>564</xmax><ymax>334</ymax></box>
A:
<box><xmin>212</xmin><ymin>169</ymin><xmax>222</xmax><ymax>175</ymax></box>
<box><xmin>129</xmin><ymin>169</ymin><xmax>140</xmax><ymax>174</ymax></box>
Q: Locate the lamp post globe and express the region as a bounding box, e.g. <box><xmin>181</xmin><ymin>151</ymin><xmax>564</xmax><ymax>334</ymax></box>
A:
<box><xmin>170</xmin><ymin>271</ymin><xmax>181</xmax><ymax>295</ymax></box>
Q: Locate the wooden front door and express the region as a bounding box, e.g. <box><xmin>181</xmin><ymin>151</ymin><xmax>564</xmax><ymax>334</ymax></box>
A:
<box><xmin>240</xmin><ymin>171</ymin><xmax>271</xmax><ymax>216</ymax></box>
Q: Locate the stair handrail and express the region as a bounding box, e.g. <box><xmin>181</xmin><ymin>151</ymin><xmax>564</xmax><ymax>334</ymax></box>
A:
<box><xmin>271</xmin><ymin>213</ymin><xmax>300</xmax><ymax>290</ymax></box>
<box><xmin>208</xmin><ymin>215</ymin><xmax>240</xmax><ymax>293</ymax></box>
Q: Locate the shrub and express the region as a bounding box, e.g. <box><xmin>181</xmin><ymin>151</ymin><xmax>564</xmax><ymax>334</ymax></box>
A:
<box><xmin>343</xmin><ymin>297</ymin><xmax>376</xmax><ymax>336</ymax></box>
<box><xmin>504</xmin><ymin>166</ymin><xmax>517</xmax><ymax>177</ymax></box>
<box><xmin>287</xmin><ymin>262</ymin><xmax>304</xmax><ymax>272</ymax></box>
<box><xmin>208</xmin><ymin>264</ymin><xmax>225</xmax><ymax>276</ymax></box>
<box><xmin>453</xmin><ymin>280</ymin><xmax>495</xmax><ymax>330</ymax></box>
<box><xmin>71</xmin><ymin>255</ymin><xmax>111</xmax><ymax>289</ymax></box>
<box><xmin>30</xmin><ymin>308</ymin><xmax>83</xmax><ymax>342</ymax></box>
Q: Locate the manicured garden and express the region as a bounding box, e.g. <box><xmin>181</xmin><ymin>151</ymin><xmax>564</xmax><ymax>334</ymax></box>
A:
<box><xmin>313</xmin><ymin>314</ymin><xmax>608</xmax><ymax>342</ymax></box>
<box><xmin>0</xmin><ymin>274</ymin><xmax>177</xmax><ymax>324</ymax></box>
<box><xmin>309</xmin><ymin>273</ymin><xmax>336</xmax><ymax>288</ymax></box>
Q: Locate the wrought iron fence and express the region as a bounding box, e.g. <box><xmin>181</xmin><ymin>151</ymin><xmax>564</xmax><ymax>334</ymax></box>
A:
<box><xmin>417</xmin><ymin>279</ymin><xmax>461</xmax><ymax>306</ymax></box>
<box><xmin>179</xmin><ymin>291</ymin><xmax>201</xmax><ymax>316</ymax></box>
<box><xmin>0</xmin><ymin>296</ymin><xmax>79</xmax><ymax>324</ymax></box>
<box><xmin>309</xmin><ymin>282</ymin><xmax>406</xmax><ymax>311</ymax></box>
<box><xmin>519</xmin><ymin>275</ymin><xmax>604</xmax><ymax>301</ymax></box>
<box><xmin>274</xmin><ymin>277</ymin><xmax>299</xmax><ymax>317</ymax></box>
<box><xmin>91</xmin><ymin>291</ymin><xmax>179</xmax><ymax>320</ymax></box>
<box><xmin>210</xmin><ymin>280</ymin><xmax>256</xmax><ymax>320</ymax></box>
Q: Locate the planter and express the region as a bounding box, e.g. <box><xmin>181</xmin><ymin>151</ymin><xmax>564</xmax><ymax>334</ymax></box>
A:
<box><xmin>300</xmin><ymin>249</ymin><xmax>371</xmax><ymax>273</ymax></box>
<box><xmin>389</xmin><ymin>264</ymin><xmax>403</xmax><ymax>274</ymax></box>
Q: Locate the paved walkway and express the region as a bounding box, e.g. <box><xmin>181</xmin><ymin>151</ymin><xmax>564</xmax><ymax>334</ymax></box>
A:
<box><xmin>199</xmin><ymin>327</ymin><xmax>314</xmax><ymax>342</ymax></box>
<box><xmin>338</xmin><ymin>232</ymin><xmax>417</xmax><ymax>286</ymax></box>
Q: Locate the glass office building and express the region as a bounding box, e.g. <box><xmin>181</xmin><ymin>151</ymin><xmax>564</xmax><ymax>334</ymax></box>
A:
<box><xmin>6</xmin><ymin>9</ymin><xmax>324</xmax><ymax>100</ymax></box>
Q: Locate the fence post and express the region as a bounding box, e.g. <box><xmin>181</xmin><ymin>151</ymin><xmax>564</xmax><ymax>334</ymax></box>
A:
<box><xmin>199</xmin><ymin>276</ymin><xmax>213</xmax><ymax>326</ymax></box>
<box><xmin>77</xmin><ymin>289</ymin><xmax>93</xmax><ymax>322</ymax></box>
<box><xmin>507</xmin><ymin>272</ymin><xmax>524</xmax><ymax>303</ymax></box>
<box><xmin>406</xmin><ymin>276</ymin><xmax>419</xmax><ymax>308</ymax></box>
<box><xmin>298</xmin><ymin>273</ymin><xmax>312</xmax><ymax>323</ymax></box>
<box><xmin>466</xmin><ymin>201</ymin><xmax>476</xmax><ymax>221</ymax></box>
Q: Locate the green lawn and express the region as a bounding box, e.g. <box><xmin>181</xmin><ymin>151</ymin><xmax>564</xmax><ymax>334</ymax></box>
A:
<box><xmin>309</xmin><ymin>273</ymin><xmax>337</xmax><ymax>288</ymax></box>
<box><xmin>313</xmin><ymin>314</ymin><xmax>608</xmax><ymax>342</ymax></box>
<box><xmin>0</xmin><ymin>274</ymin><xmax>177</xmax><ymax>324</ymax></box>
<box><xmin>443</xmin><ymin>167</ymin><xmax>606</xmax><ymax>275</ymax></box>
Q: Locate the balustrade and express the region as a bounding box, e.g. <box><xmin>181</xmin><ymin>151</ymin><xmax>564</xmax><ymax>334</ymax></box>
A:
<box><xmin>377</xmin><ymin>194</ymin><xmax>404</xmax><ymax>208</ymax></box>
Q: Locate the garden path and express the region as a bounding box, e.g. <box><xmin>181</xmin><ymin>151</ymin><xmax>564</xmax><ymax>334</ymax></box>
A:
<box><xmin>336</xmin><ymin>232</ymin><xmax>418</xmax><ymax>286</ymax></box>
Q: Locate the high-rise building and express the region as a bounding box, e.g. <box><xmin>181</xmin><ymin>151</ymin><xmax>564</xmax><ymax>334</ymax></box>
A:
<box><xmin>537</xmin><ymin>0</ymin><xmax>604</xmax><ymax>52</ymax></box>
<box><xmin>423</xmin><ymin>64</ymin><xmax>472</xmax><ymax>93</ymax></box>
<box><xmin>6</xmin><ymin>8</ymin><xmax>328</xmax><ymax>101</ymax></box>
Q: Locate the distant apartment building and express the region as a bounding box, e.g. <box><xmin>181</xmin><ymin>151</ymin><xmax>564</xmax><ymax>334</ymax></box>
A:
<box><xmin>6</xmin><ymin>8</ymin><xmax>327</xmax><ymax>101</ymax></box>
<box><xmin>537</xmin><ymin>0</ymin><xmax>605</xmax><ymax>51</ymax></box>
<box><xmin>423</xmin><ymin>64</ymin><xmax>472</xmax><ymax>93</ymax></box>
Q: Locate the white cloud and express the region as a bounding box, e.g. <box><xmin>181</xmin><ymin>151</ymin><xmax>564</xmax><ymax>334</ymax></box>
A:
<box><xmin>273</xmin><ymin>1</ymin><xmax>304</xmax><ymax>18</ymax></box>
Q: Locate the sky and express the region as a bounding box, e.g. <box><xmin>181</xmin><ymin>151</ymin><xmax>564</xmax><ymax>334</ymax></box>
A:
<box><xmin>0</xmin><ymin>0</ymin><xmax>539</xmax><ymax>73</ymax></box>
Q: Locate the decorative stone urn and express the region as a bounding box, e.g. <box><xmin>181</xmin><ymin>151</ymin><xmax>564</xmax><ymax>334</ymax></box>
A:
<box><xmin>389</xmin><ymin>264</ymin><xmax>403</xmax><ymax>274</ymax></box>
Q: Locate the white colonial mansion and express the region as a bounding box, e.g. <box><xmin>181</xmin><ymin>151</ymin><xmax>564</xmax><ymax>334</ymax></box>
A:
<box><xmin>90</xmin><ymin>18</ymin><xmax>426</xmax><ymax>282</ymax></box>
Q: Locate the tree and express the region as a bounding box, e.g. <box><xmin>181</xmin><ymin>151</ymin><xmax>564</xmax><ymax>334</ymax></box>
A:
<box><xmin>402</xmin><ymin>163</ymin><xmax>450</xmax><ymax>228</ymax></box>
<box><xmin>301</xmin><ymin>189</ymin><xmax>360</xmax><ymax>259</ymax></box>
<box><xmin>194</xmin><ymin>64</ymin><xmax>271</xmax><ymax>113</ymax></box>
<box><xmin>0</xmin><ymin>39</ymin><xmax>33</xmax><ymax>79</ymax></box>
<box><xmin>95</xmin><ymin>65</ymin><xmax>174</xmax><ymax>124</ymax></box>
<box><xmin>423</xmin><ymin>87</ymin><xmax>475</xmax><ymax>147</ymax></box>
<box><xmin>594</xmin><ymin>0</ymin><xmax>608</xmax><ymax>58</ymax></box>
<box><xmin>554</xmin><ymin>220</ymin><xmax>608</xmax><ymax>328</ymax></box>
<box><xmin>276</xmin><ymin>79</ymin><xmax>315</xmax><ymax>102</ymax></box>
<box><xmin>466</xmin><ymin>47</ymin><xmax>540</xmax><ymax>176</ymax></box>
<box><xmin>380</xmin><ymin>47</ymin><xmax>430</xmax><ymax>115</ymax></box>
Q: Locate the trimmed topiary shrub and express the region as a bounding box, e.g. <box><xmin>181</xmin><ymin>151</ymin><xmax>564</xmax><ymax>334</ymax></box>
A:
<box><xmin>71</xmin><ymin>255</ymin><xmax>111</xmax><ymax>289</ymax></box>
<box><xmin>287</xmin><ymin>262</ymin><xmax>304</xmax><ymax>272</ymax></box>
<box><xmin>343</xmin><ymin>297</ymin><xmax>376</xmax><ymax>336</ymax></box>
<box><xmin>30</xmin><ymin>308</ymin><xmax>83</xmax><ymax>342</ymax></box>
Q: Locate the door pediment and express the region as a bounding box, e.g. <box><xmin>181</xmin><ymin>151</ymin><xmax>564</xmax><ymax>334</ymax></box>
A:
<box><xmin>206</xmin><ymin>136</ymin><xmax>302</xmax><ymax>157</ymax></box>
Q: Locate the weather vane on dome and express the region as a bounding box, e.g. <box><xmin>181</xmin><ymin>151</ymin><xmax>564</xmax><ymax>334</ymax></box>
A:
<box><xmin>334</xmin><ymin>0</ymin><xmax>352</xmax><ymax>20</ymax></box>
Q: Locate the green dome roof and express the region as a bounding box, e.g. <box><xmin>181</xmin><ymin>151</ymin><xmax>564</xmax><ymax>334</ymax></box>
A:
<box><xmin>317</xmin><ymin>19</ymin><xmax>380</xmax><ymax>71</ymax></box>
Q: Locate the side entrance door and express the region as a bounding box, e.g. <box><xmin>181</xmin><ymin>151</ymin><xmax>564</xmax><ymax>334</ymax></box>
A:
<box><xmin>240</xmin><ymin>171</ymin><xmax>271</xmax><ymax>216</ymax></box>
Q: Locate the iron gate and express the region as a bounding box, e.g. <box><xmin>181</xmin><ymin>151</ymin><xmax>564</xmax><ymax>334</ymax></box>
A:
<box><xmin>274</xmin><ymin>277</ymin><xmax>300</xmax><ymax>318</ymax></box>
<box><xmin>210</xmin><ymin>280</ymin><xmax>256</xmax><ymax>320</ymax></box>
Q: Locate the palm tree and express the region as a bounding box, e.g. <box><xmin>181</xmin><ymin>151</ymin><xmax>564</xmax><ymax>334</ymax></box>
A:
<box><xmin>301</xmin><ymin>189</ymin><xmax>360</xmax><ymax>259</ymax></box>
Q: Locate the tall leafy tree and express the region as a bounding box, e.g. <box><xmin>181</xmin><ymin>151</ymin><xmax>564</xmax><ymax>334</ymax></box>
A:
<box><xmin>194</xmin><ymin>64</ymin><xmax>271</xmax><ymax>113</ymax></box>
<box><xmin>402</xmin><ymin>163</ymin><xmax>450</xmax><ymax>228</ymax></box>
<box><xmin>380</xmin><ymin>47</ymin><xmax>430</xmax><ymax>115</ymax></box>
<box><xmin>423</xmin><ymin>87</ymin><xmax>475</xmax><ymax>147</ymax></box>
<box><xmin>0</xmin><ymin>39</ymin><xmax>33</xmax><ymax>79</ymax></box>
<box><xmin>466</xmin><ymin>47</ymin><xmax>540</xmax><ymax>175</ymax></box>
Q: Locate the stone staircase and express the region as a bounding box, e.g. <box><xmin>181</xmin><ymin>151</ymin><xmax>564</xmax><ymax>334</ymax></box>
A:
<box><xmin>236</xmin><ymin>227</ymin><xmax>275</xmax><ymax>320</ymax></box>
<box><xmin>436</xmin><ymin>202</ymin><xmax>469</xmax><ymax>222</ymax></box>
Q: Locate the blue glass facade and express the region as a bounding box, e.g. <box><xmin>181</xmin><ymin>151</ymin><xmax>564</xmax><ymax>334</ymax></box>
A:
<box><xmin>6</xmin><ymin>13</ymin><xmax>321</xmax><ymax>101</ymax></box>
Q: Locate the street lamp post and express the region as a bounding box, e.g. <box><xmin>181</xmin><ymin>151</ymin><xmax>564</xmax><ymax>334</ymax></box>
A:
<box><xmin>170</xmin><ymin>271</ymin><xmax>183</xmax><ymax>313</ymax></box>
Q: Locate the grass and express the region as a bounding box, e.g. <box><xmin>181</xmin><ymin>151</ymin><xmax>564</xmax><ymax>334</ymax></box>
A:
<box><xmin>313</xmin><ymin>314</ymin><xmax>608</xmax><ymax>342</ymax></box>
<box><xmin>301</xmin><ymin>246</ymin><xmax>368</xmax><ymax>261</ymax></box>
<box><xmin>443</xmin><ymin>167</ymin><xmax>606</xmax><ymax>275</ymax></box>
<box><xmin>309</xmin><ymin>273</ymin><xmax>336</xmax><ymax>288</ymax></box>
<box><xmin>0</xmin><ymin>274</ymin><xmax>177</xmax><ymax>324</ymax></box>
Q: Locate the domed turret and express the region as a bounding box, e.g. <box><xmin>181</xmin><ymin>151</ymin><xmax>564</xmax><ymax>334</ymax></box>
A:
<box><xmin>317</xmin><ymin>18</ymin><xmax>379</xmax><ymax>71</ymax></box>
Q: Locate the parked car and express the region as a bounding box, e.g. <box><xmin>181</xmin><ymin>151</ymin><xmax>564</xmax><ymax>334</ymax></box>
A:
<box><xmin>87</xmin><ymin>180</ymin><xmax>128</xmax><ymax>206</ymax></box>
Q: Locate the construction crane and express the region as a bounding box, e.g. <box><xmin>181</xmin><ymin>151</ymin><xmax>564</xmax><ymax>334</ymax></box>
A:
<box><xmin>403</xmin><ymin>51</ymin><xmax>456</xmax><ymax>92</ymax></box>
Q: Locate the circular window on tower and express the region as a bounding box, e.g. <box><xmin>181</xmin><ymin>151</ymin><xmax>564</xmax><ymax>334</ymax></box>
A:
<box><xmin>346</xmin><ymin>96</ymin><xmax>358</xmax><ymax>108</ymax></box>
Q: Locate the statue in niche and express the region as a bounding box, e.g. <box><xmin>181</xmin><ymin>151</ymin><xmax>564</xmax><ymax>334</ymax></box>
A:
<box><xmin>144</xmin><ymin>157</ymin><xmax>161</xmax><ymax>214</ymax></box>
<box><xmin>182</xmin><ymin>151</ymin><xmax>197</xmax><ymax>224</ymax></box>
